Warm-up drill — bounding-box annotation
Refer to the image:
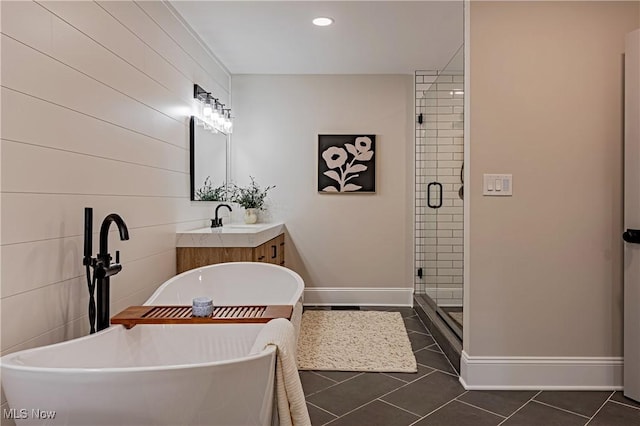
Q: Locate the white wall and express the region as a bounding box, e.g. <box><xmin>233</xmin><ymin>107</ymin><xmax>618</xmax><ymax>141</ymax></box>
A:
<box><xmin>0</xmin><ymin>0</ymin><xmax>229</xmax><ymax>412</ymax></box>
<box><xmin>463</xmin><ymin>1</ymin><xmax>640</xmax><ymax>388</ymax></box>
<box><xmin>231</xmin><ymin>75</ymin><xmax>414</xmax><ymax>305</ymax></box>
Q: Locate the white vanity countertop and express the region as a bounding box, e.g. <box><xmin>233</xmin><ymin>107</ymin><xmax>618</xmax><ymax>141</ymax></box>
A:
<box><xmin>176</xmin><ymin>222</ymin><xmax>285</xmax><ymax>248</ymax></box>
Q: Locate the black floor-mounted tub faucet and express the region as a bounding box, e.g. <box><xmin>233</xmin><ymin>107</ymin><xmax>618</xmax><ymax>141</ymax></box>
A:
<box><xmin>83</xmin><ymin>208</ymin><xmax>130</xmax><ymax>333</ymax></box>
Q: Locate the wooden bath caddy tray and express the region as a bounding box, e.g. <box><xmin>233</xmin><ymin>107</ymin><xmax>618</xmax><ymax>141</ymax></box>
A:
<box><xmin>111</xmin><ymin>305</ymin><xmax>293</xmax><ymax>329</ymax></box>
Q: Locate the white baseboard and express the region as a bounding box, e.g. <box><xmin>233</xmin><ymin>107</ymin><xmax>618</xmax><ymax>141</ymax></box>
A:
<box><xmin>460</xmin><ymin>350</ymin><xmax>623</xmax><ymax>390</ymax></box>
<box><xmin>303</xmin><ymin>287</ymin><xmax>413</xmax><ymax>306</ymax></box>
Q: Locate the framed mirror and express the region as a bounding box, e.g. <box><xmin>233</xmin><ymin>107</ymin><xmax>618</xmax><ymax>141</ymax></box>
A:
<box><xmin>190</xmin><ymin>116</ymin><xmax>229</xmax><ymax>201</ymax></box>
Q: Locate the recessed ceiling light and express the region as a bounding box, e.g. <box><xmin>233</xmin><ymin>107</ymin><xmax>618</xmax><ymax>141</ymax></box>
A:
<box><xmin>312</xmin><ymin>17</ymin><xmax>334</xmax><ymax>27</ymax></box>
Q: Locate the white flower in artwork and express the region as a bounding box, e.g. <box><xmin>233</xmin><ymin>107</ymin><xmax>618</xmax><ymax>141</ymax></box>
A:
<box><xmin>355</xmin><ymin>137</ymin><xmax>372</xmax><ymax>152</ymax></box>
<box><xmin>321</xmin><ymin>136</ymin><xmax>374</xmax><ymax>192</ymax></box>
<box><xmin>344</xmin><ymin>137</ymin><xmax>373</xmax><ymax>162</ymax></box>
<box><xmin>322</xmin><ymin>146</ymin><xmax>348</xmax><ymax>169</ymax></box>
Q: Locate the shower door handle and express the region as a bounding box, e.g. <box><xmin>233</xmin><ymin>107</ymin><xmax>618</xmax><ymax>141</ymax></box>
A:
<box><xmin>427</xmin><ymin>182</ymin><xmax>443</xmax><ymax>209</ymax></box>
<box><xmin>623</xmin><ymin>229</ymin><xmax>640</xmax><ymax>244</ymax></box>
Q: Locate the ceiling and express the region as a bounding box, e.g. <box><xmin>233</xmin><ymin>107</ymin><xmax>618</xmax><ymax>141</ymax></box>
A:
<box><xmin>170</xmin><ymin>1</ymin><xmax>464</xmax><ymax>75</ymax></box>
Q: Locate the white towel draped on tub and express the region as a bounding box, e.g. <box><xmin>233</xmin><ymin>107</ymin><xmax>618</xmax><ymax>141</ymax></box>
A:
<box><xmin>251</xmin><ymin>318</ymin><xmax>311</xmax><ymax>426</ymax></box>
<box><xmin>291</xmin><ymin>301</ymin><xmax>303</xmax><ymax>344</ymax></box>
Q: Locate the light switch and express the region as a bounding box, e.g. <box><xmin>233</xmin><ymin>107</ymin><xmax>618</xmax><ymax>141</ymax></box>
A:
<box><xmin>483</xmin><ymin>174</ymin><xmax>513</xmax><ymax>196</ymax></box>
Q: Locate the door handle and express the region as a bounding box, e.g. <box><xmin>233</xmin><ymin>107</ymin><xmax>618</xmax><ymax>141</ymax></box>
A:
<box><xmin>623</xmin><ymin>229</ymin><xmax>640</xmax><ymax>244</ymax></box>
<box><xmin>427</xmin><ymin>182</ymin><xmax>443</xmax><ymax>209</ymax></box>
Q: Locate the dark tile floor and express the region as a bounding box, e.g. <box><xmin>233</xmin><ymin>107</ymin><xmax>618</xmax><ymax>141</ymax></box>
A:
<box><xmin>300</xmin><ymin>307</ymin><xmax>640</xmax><ymax>426</ymax></box>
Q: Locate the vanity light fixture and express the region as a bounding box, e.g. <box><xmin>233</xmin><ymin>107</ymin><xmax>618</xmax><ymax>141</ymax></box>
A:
<box><xmin>222</xmin><ymin>109</ymin><xmax>233</xmax><ymax>133</ymax></box>
<box><xmin>212</xmin><ymin>102</ymin><xmax>222</xmax><ymax>124</ymax></box>
<box><xmin>312</xmin><ymin>17</ymin><xmax>334</xmax><ymax>26</ymax></box>
<box><xmin>193</xmin><ymin>84</ymin><xmax>233</xmax><ymax>134</ymax></box>
<box><xmin>203</xmin><ymin>97</ymin><xmax>213</xmax><ymax>118</ymax></box>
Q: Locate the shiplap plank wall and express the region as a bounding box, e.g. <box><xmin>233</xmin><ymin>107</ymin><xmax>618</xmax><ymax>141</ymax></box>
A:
<box><xmin>0</xmin><ymin>1</ymin><xmax>229</xmax><ymax>401</ymax></box>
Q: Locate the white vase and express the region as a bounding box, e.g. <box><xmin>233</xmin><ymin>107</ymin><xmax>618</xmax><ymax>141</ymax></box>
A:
<box><xmin>244</xmin><ymin>208</ymin><xmax>258</xmax><ymax>224</ymax></box>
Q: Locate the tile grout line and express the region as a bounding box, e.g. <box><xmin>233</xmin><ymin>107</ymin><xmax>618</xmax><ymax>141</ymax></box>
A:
<box><xmin>454</xmin><ymin>397</ymin><xmax>508</xmax><ymax>419</ymax></box>
<box><xmin>312</xmin><ymin>370</ymin><xmax>430</xmax><ymax>424</ymax></box>
<box><xmin>412</xmin><ymin>351</ymin><xmax>458</xmax><ymax>378</ymax></box>
<box><xmin>608</xmin><ymin>398</ymin><xmax>640</xmax><ymax>411</ymax></box>
<box><xmin>531</xmin><ymin>400</ymin><xmax>591</xmax><ymax>420</ymax></box>
<box><xmin>404</xmin><ymin>310</ymin><xmax>451</xmax><ymax>377</ymax></box>
<box><xmin>425</xmin><ymin>346</ymin><xmax>445</xmax><ymax>354</ymax></box>
<box><xmin>584</xmin><ymin>390</ymin><xmax>616</xmax><ymax>425</ymax></box>
<box><xmin>372</xmin><ymin>369</ymin><xmax>440</xmax><ymax>411</ymax></box>
<box><xmin>412</xmin><ymin>313</ymin><xmax>460</xmax><ymax>375</ymax></box>
<box><xmin>496</xmin><ymin>390</ymin><xmax>543</xmax><ymax>426</ymax></box>
<box><xmin>408</xmin><ymin>329</ymin><xmax>432</xmax><ymax>337</ymax></box>
<box><xmin>305</xmin><ymin>401</ymin><xmax>339</xmax><ymax>422</ymax></box>
<box><xmin>381</xmin><ymin>373</ymin><xmax>416</xmax><ymax>385</ymax></box>
<box><xmin>322</xmin><ymin>399</ymin><xmax>390</xmax><ymax>425</ymax></box>
<box><xmin>376</xmin><ymin>398</ymin><xmax>423</xmax><ymax>418</ymax></box>
<box><xmin>308</xmin><ymin>370</ymin><xmax>340</xmax><ymax>384</ymax></box>
<box><xmin>407</xmin><ymin>397</ymin><xmax>460</xmax><ymax>426</ymax></box>
<box><xmin>413</xmin><ymin>359</ymin><xmax>458</xmax><ymax>378</ymax></box>
<box><xmin>303</xmin><ymin>372</ymin><xmax>364</xmax><ymax>398</ymax></box>
<box><xmin>414</xmin><ymin>310</ymin><xmax>454</xmax><ymax>371</ymax></box>
<box><xmin>380</xmin><ymin>372</ymin><xmax>411</xmax><ymax>384</ymax></box>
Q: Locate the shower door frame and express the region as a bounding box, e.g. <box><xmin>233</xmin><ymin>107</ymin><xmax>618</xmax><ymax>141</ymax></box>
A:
<box><xmin>414</xmin><ymin>65</ymin><xmax>465</xmax><ymax>342</ymax></box>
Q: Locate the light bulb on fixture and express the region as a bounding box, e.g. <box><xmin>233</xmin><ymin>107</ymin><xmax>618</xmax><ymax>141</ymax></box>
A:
<box><xmin>212</xmin><ymin>102</ymin><xmax>222</xmax><ymax>125</ymax></box>
<box><xmin>223</xmin><ymin>110</ymin><xmax>233</xmax><ymax>133</ymax></box>
<box><xmin>217</xmin><ymin>105</ymin><xmax>227</xmax><ymax>128</ymax></box>
<box><xmin>203</xmin><ymin>97</ymin><xmax>213</xmax><ymax>118</ymax></box>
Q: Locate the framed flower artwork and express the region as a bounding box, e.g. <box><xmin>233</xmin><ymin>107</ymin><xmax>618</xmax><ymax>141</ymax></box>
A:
<box><xmin>318</xmin><ymin>134</ymin><xmax>376</xmax><ymax>193</ymax></box>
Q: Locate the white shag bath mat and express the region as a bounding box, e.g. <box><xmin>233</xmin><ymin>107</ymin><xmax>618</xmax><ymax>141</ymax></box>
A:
<box><xmin>296</xmin><ymin>310</ymin><xmax>417</xmax><ymax>373</ymax></box>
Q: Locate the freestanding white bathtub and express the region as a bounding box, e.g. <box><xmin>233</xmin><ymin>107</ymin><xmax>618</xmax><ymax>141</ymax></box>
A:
<box><xmin>1</xmin><ymin>262</ymin><xmax>305</xmax><ymax>426</ymax></box>
<box><xmin>147</xmin><ymin>262</ymin><xmax>304</xmax><ymax>308</ymax></box>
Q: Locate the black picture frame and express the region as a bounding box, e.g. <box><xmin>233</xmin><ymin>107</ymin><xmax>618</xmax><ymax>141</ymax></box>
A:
<box><xmin>318</xmin><ymin>134</ymin><xmax>376</xmax><ymax>193</ymax></box>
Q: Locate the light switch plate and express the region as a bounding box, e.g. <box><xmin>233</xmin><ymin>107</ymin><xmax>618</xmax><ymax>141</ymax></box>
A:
<box><xmin>483</xmin><ymin>174</ymin><xmax>512</xmax><ymax>196</ymax></box>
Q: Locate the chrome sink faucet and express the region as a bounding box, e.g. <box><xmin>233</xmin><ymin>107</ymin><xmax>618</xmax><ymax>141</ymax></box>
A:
<box><xmin>211</xmin><ymin>204</ymin><xmax>232</xmax><ymax>228</ymax></box>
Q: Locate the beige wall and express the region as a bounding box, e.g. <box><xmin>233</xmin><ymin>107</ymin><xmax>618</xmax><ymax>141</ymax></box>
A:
<box><xmin>0</xmin><ymin>0</ymin><xmax>228</xmax><ymax>411</ymax></box>
<box><xmin>467</xmin><ymin>1</ymin><xmax>640</xmax><ymax>357</ymax></box>
<box><xmin>231</xmin><ymin>75</ymin><xmax>414</xmax><ymax>302</ymax></box>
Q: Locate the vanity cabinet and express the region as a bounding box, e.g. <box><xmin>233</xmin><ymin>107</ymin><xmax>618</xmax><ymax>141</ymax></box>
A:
<box><xmin>254</xmin><ymin>234</ymin><xmax>285</xmax><ymax>265</ymax></box>
<box><xmin>176</xmin><ymin>233</ymin><xmax>285</xmax><ymax>274</ymax></box>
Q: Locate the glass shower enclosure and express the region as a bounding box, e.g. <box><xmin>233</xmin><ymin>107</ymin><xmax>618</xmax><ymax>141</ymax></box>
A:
<box><xmin>414</xmin><ymin>46</ymin><xmax>464</xmax><ymax>340</ymax></box>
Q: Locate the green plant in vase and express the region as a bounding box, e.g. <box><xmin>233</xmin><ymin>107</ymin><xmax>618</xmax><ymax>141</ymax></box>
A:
<box><xmin>230</xmin><ymin>177</ymin><xmax>275</xmax><ymax>223</ymax></box>
<box><xmin>195</xmin><ymin>176</ymin><xmax>228</xmax><ymax>201</ymax></box>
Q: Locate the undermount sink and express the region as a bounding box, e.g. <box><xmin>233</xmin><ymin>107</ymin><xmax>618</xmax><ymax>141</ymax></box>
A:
<box><xmin>176</xmin><ymin>222</ymin><xmax>285</xmax><ymax>248</ymax></box>
<box><xmin>223</xmin><ymin>224</ymin><xmax>268</xmax><ymax>230</ymax></box>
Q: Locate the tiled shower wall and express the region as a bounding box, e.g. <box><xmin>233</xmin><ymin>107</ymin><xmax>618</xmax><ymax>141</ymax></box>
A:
<box><xmin>414</xmin><ymin>71</ymin><xmax>464</xmax><ymax>306</ymax></box>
